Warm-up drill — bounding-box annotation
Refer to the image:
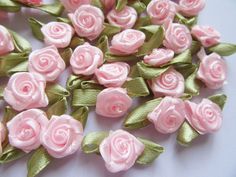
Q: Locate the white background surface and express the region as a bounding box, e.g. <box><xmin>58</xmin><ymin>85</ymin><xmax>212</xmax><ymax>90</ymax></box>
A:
<box><xmin>1</xmin><ymin>0</ymin><xmax>236</xmax><ymax>177</ymax></box>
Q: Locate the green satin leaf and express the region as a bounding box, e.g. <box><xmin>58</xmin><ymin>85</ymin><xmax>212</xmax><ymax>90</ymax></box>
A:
<box><xmin>81</xmin><ymin>80</ymin><xmax>104</xmax><ymax>90</ymax></box>
<box><xmin>28</xmin><ymin>17</ymin><xmax>44</xmax><ymax>41</ymax></box>
<box><xmin>191</xmin><ymin>40</ymin><xmax>201</xmax><ymax>55</ymax></box>
<box><xmin>0</xmin><ymin>85</ymin><xmax>5</xmax><ymax>99</ymax></box>
<box><xmin>46</xmin><ymin>83</ymin><xmax>70</xmax><ymax>105</ymax></box>
<box><xmin>82</xmin><ymin>131</ymin><xmax>109</xmax><ymax>154</ymax></box>
<box><xmin>101</xmin><ymin>23</ymin><xmax>121</xmax><ymax>38</ymax></box>
<box><xmin>71</xmin><ymin>106</ymin><xmax>89</xmax><ymax>128</ymax></box>
<box><xmin>208</xmin><ymin>94</ymin><xmax>227</xmax><ymax>110</ymax></box>
<box><xmin>140</xmin><ymin>0</ymin><xmax>151</xmax><ymax>6</ymax></box>
<box><xmin>128</xmin><ymin>0</ymin><xmax>146</xmax><ymax>14</ymax></box>
<box><xmin>136</xmin><ymin>138</ymin><xmax>164</xmax><ymax>165</ymax></box>
<box><xmin>134</xmin><ymin>16</ymin><xmax>152</xmax><ymax>29</ymax></box>
<box><xmin>105</xmin><ymin>52</ymin><xmax>137</xmax><ymax>62</ymax></box>
<box><xmin>46</xmin><ymin>97</ymin><xmax>67</xmax><ymax>118</ymax></box>
<box><xmin>162</xmin><ymin>49</ymin><xmax>192</xmax><ymax>67</ymax></box>
<box><xmin>184</xmin><ymin>66</ymin><xmax>201</xmax><ymax>96</ymax></box>
<box><xmin>7</xmin><ymin>60</ymin><xmax>28</xmax><ymax>76</ymax></box>
<box><xmin>27</xmin><ymin>147</ymin><xmax>52</xmax><ymax>177</ymax></box>
<box><xmin>69</xmin><ymin>36</ymin><xmax>85</xmax><ymax>49</ymax></box>
<box><xmin>175</xmin><ymin>13</ymin><xmax>198</xmax><ymax>27</ymax></box>
<box><xmin>96</xmin><ymin>35</ymin><xmax>109</xmax><ymax>55</ymax></box>
<box><xmin>0</xmin><ymin>52</ymin><xmax>28</xmax><ymax>77</ymax></box>
<box><xmin>116</xmin><ymin>0</ymin><xmax>127</xmax><ymax>11</ymax></box>
<box><xmin>0</xmin><ymin>0</ymin><xmax>21</xmax><ymax>12</ymax></box>
<box><xmin>177</xmin><ymin>121</ymin><xmax>199</xmax><ymax>147</ymax></box>
<box><xmin>129</xmin><ymin>64</ymin><xmax>140</xmax><ymax>78</ymax></box>
<box><xmin>66</xmin><ymin>75</ymin><xmax>83</xmax><ymax>91</ymax></box>
<box><xmin>124</xmin><ymin>98</ymin><xmax>162</xmax><ymax>129</ymax></box>
<box><xmin>175</xmin><ymin>63</ymin><xmax>197</xmax><ymax>79</ymax></box>
<box><xmin>91</xmin><ymin>0</ymin><xmax>103</xmax><ymax>9</ymax></box>
<box><xmin>137</xmin><ymin>62</ymin><xmax>170</xmax><ymax>79</ymax></box>
<box><xmin>59</xmin><ymin>48</ymin><xmax>73</xmax><ymax>66</ymax></box>
<box><xmin>72</xmin><ymin>89</ymin><xmax>101</xmax><ymax>107</ymax></box>
<box><xmin>208</xmin><ymin>43</ymin><xmax>236</xmax><ymax>56</ymax></box>
<box><xmin>123</xmin><ymin>77</ymin><xmax>150</xmax><ymax>97</ymax></box>
<box><xmin>2</xmin><ymin>106</ymin><xmax>17</xmax><ymax>123</ymax></box>
<box><xmin>137</xmin><ymin>25</ymin><xmax>164</xmax><ymax>57</ymax></box>
<box><xmin>56</xmin><ymin>17</ymin><xmax>72</xmax><ymax>25</ymax></box>
<box><xmin>35</xmin><ymin>1</ymin><xmax>64</xmax><ymax>16</ymax></box>
<box><xmin>10</xmin><ymin>30</ymin><xmax>32</xmax><ymax>53</ymax></box>
<box><xmin>0</xmin><ymin>144</ymin><xmax>25</xmax><ymax>164</ymax></box>
<box><xmin>180</xmin><ymin>93</ymin><xmax>193</xmax><ymax>100</ymax></box>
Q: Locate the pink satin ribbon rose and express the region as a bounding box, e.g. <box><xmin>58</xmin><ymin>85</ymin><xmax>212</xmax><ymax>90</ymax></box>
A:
<box><xmin>196</xmin><ymin>48</ymin><xmax>227</xmax><ymax>89</ymax></box>
<box><xmin>7</xmin><ymin>109</ymin><xmax>49</xmax><ymax>153</ymax></box>
<box><xmin>149</xmin><ymin>68</ymin><xmax>185</xmax><ymax>97</ymax></box>
<box><xmin>0</xmin><ymin>122</ymin><xmax>6</xmax><ymax>154</ymax></box>
<box><xmin>68</xmin><ymin>5</ymin><xmax>104</xmax><ymax>41</ymax></box>
<box><xmin>191</xmin><ymin>25</ymin><xmax>220</xmax><ymax>47</ymax></box>
<box><xmin>96</xmin><ymin>88</ymin><xmax>132</xmax><ymax>118</ymax></box>
<box><xmin>3</xmin><ymin>72</ymin><xmax>49</xmax><ymax>111</ymax></box>
<box><xmin>28</xmin><ymin>46</ymin><xmax>66</xmax><ymax>82</ymax></box>
<box><xmin>41</xmin><ymin>115</ymin><xmax>83</xmax><ymax>158</ymax></box>
<box><xmin>107</xmin><ymin>6</ymin><xmax>137</xmax><ymax>30</ymax></box>
<box><xmin>163</xmin><ymin>23</ymin><xmax>192</xmax><ymax>54</ymax></box>
<box><xmin>143</xmin><ymin>48</ymin><xmax>174</xmax><ymax>67</ymax></box>
<box><xmin>60</xmin><ymin>0</ymin><xmax>91</xmax><ymax>12</ymax></box>
<box><xmin>95</xmin><ymin>62</ymin><xmax>130</xmax><ymax>87</ymax></box>
<box><xmin>148</xmin><ymin>96</ymin><xmax>185</xmax><ymax>134</ymax></box>
<box><xmin>70</xmin><ymin>43</ymin><xmax>103</xmax><ymax>75</ymax></box>
<box><xmin>185</xmin><ymin>99</ymin><xmax>223</xmax><ymax>134</ymax></box>
<box><xmin>179</xmin><ymin>0</ymin><xmax>205</xmax><ymax>17</ymax></box>
<box><xmin>0</xmin><ymin>25</ymin><xmax>14</xmax><ymax>56</ymax></box>
<box><xmin>99</xmin><ymin>130</ymin><xmax>145</xmax><ymax>173</ymax></box>
<box><xmin>110</xmin><ymin>29</ymin><xmax>146</xmax><ymax>55</ymax></box>
<box><xmin>41</xmin><ymin>22</ymin><xmax>74</xmax><ymax>48</ymax></box>
<box><xmin>147</xmin><ymin>0</ymin><xmax>177</xmax><ymax>26</ymax></box>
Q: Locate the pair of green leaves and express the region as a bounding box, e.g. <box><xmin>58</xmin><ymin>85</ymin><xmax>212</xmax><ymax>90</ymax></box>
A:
<box><xmin>82</xmin><ymin>131</ymin><xmax>164</xmax><ymax>165</ymax></box>
<box><xmin>177</xmin><ymin>94</ymin><xmax>227</xmax><ymax>147</ymax></box>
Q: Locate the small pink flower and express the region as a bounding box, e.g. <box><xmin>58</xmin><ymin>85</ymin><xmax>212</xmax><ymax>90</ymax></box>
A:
<box><xmin>147</xmin><ymin>0</ymin><xmax>176</xmax><ymax>26</ymax></box>
<box><xmin>179</xmin><ymin>0</ymin><xmax>205</xmax><ymax>17</ymax></box>
<box><xmin>101</xmin><ymin>0</ymin><xmax>116</xmax><ymax>10</ymax></box>
<box><xmin>0</xmin><ymin>25</ymin><xmax>14</xmax><ymax>56</ymax></box>
<box><xmin>110</xmin><ymin>29</ymin><xmax>146</xmax><ymax>55</ymax></box>
<box><xmin>107</xmin><ymin>6</ymin><xmax>137</xmax><ymax>30</ymax></box>
<box><xmin>18</xmin><ymin>0</ymin><xmax>42</xmax><ymax>5</ymax></box>
<box><xmin>60</xmin><ymin>0</ymin><xmax>91</xmax><ymax>12</ymax></box>
<box><xmin>41</xmin><ymin>115</ymin><xmax>83</xmax><ymax>158</ymax></box>
<box><xmin>191</xmin><ymin>25</ymin><xmax>220</xmax><ymax>47</ymax></box>
<box><xmin>68</xmin><ymin>5</ymin><xmax>104</xmax><ymax>41</ymax></box>
<box><xmin>148</xmin><ymin>96</ymin><xmax>185</xmax><ymax>134</ymax></box>
<box><xmin>70</xmin><ymin>43</ymin><xmax>103</xmax><ymax>75</ymax></box>
<box><xmin>185</xmin><ymin>99</ymin><xmax>222</xmax><ymax>134</ymax></box>
<box><xmin>197</xmin><ymin>48</ymin><xmax>227</xmax><ymax>89</ymax></box>
<box><xmin>99</xmin><ymin>129</ymin><xmax>145</xmax><ymax>173</ymax></box>
<box><xmin>28</xmin><ymin>46</ymin><xmax>66</xmax><ymax>82</ymax></box>
<box><xmin>0</xmin><ymin>122</ymin><xmax>6</xmax><ymax>154</ymax></box>
<box><xmin>163</xmin><ymin>23</ymin><xmax>192</xmax><ymax>54</ymax></box>
<box><xmin>95</xmin><ymin>62</ymin><xmax>130</xmax><ymax>87</ymax></box>
<box><xmin>96</xmin><ymin>88</ymin><xmax>132</xmax><ymax>118</ymax></box>
<box><xmin>143</xmin><ymin>48</ymin><xmax>174</xmax><ymax>67</ymax></box>
<box><xmin>7</xmin><ymin>109</ymin><xmax>49</xmax><ymax>153</ymax></box>
<box><xmin>3</xmin><ymin>72</ymin><xmax>48</xmax><ymax>111</ymax></box>
<box><xmin>149</xmin><ymin>68</ymin><xmax>185</xmax><ymax>97</ymax></box>
<box><xmin>41</xmin><ymin>22</ymin><xmax>74</xmax><ymax>48</ymax></box>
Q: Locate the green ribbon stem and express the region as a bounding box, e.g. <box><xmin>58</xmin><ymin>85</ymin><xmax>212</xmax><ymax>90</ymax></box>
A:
<box><xmin>34</xmin><ymin>1</ymin><xmax>64</xmax><ymax>16</ymax></box>
<box><xmin>7</xmin><ymin>60</ymin><xmax>28</xmax><ymax>76</ymax></box>
<box><xmin>28</xmin><ymin>17</ymin><xmax>44</xmax><ymax>41</ymax></box>
<box><xmin>46</xmin><ymin>97</ymin><xmax>67</xmax><ymax>118</ymax></box>
<box><xmin>72</xmin><ymin>89</ymin><xmax>101</xmax><ymax>107</ymax></box>
<box><xmin>184</xmin><ymin>66</ymin><xmax>201</xmax><ymax>96</ymax></box>
<box><xmin>124</xmin><ymin>98</ymin><xmax>162</xmax><ymax>129</ymax></box>
<box><xmin>71</xmin><ymin>106</ymin><xmax>89</xmax><ymax>128</ymax></box>
<box><xmin>10</xmin><ymin>30</ymin><xmax>32</xmax><ymax>53</ymax></box>
<box><xmin>0</xmin><ymin>0</ymin><xmax>21</xmax><ymax>12</ymax></box>
<box><xmin>175</xmin><ymin>13</ymin><xmax>198</xmax><ymax>28</ymax></box>
<box><xmin>105</xmin><ymin>52</ymin><xmax>138</xmax><ymax>62</ymax></box>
